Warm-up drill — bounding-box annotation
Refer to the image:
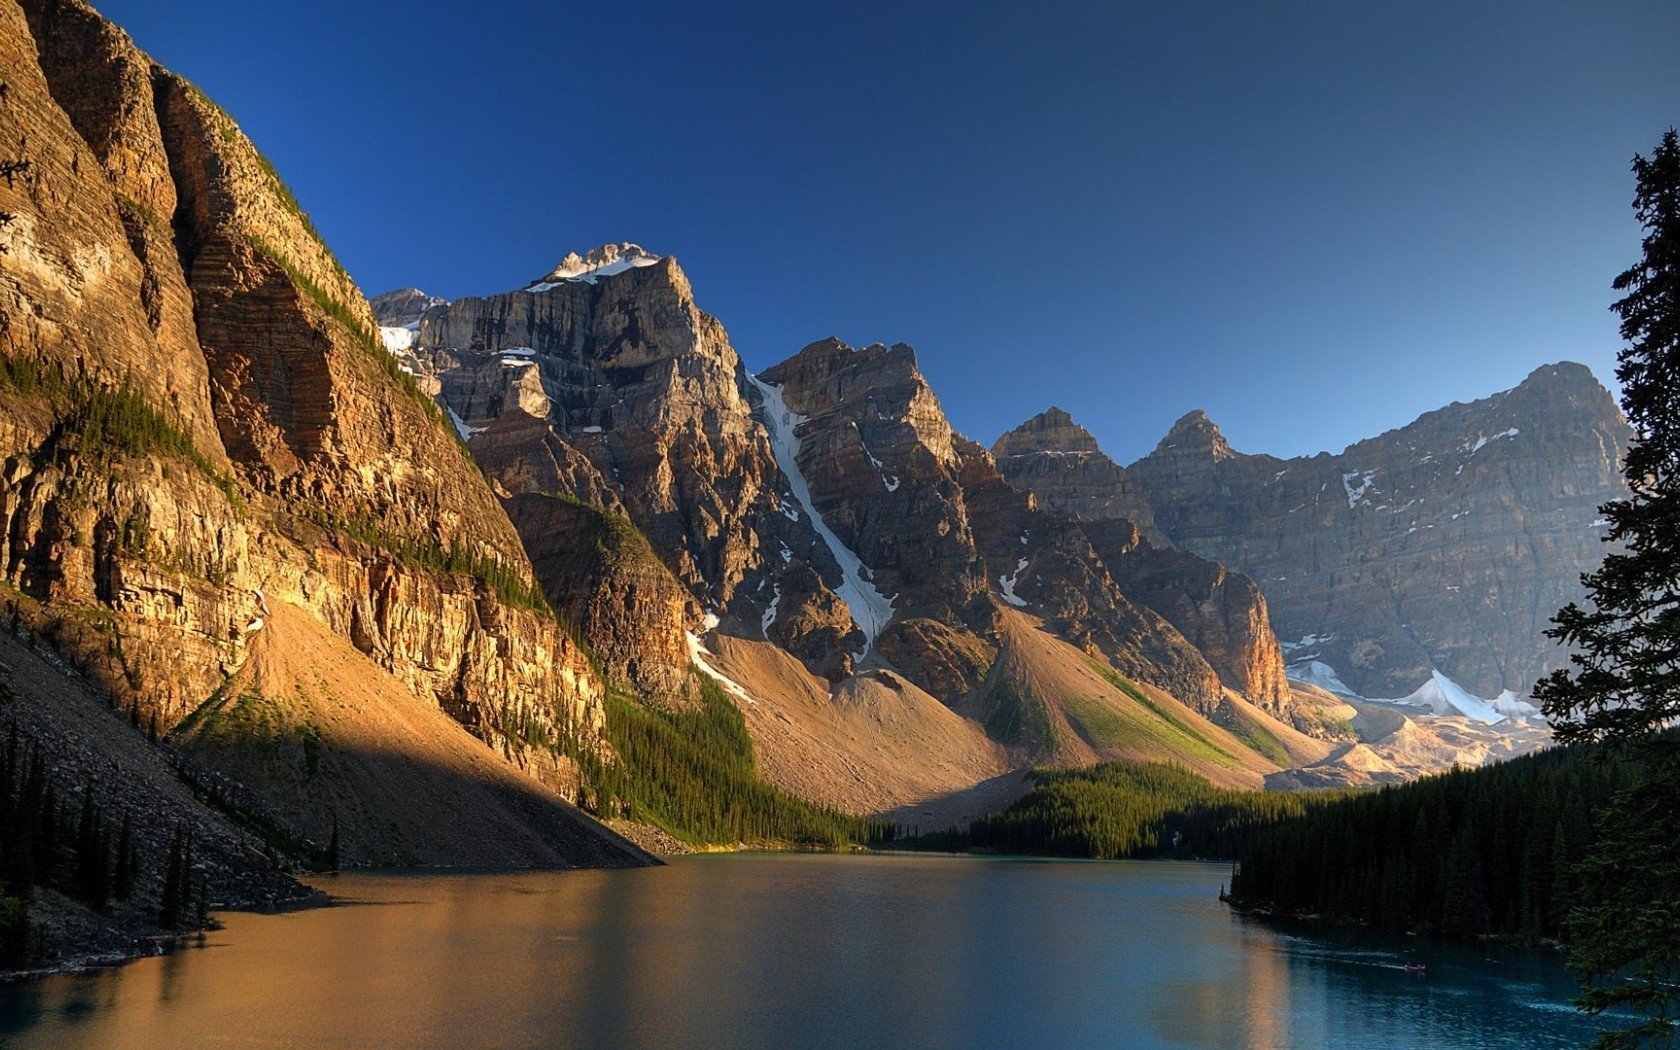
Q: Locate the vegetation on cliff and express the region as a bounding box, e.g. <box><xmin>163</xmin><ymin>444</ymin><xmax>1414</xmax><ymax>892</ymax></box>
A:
<box><xmin>0</xmin><ymin>717</ymin><xmax>208</xmax><ymax>967</ymax></box>
<box><xmin>1224</xmin><ymin>742</ymin><xmax>1636</xmax><ymax>941</ymax></box>
<box><xmin>902</xmin><ymin>760</ymin><xmax>1339</xmax><ymax>859</ymax></box>
<box><xmin>566</xmin><ymin>676</ymin><xmax>892</xmax><ymax>849</ymax></box>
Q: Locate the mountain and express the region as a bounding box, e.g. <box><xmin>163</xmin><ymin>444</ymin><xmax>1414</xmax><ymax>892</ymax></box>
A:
<box><xmin>991</xmin><ymin>414</ymin><xmax>1291</xmax><ymax>718</ymax></box>
<box><xmin>383</xmin><ymin>268</ymin><xmax>1343</xmax><ymax>796</ymax></box>
<box><xmin>0</xmin><ymin>0</ymin><xmax>650</xmax><ymax>933</ymax></box>
<box><xmin>992</xmin><ymin>407</ymin><xmax>1160</xmax><ymax>538</ymax></box>
<box><xmin>1127</xmin><ymin>362</ymin><xmax>1629</xmax><ymax>705</ymax></box>
<box><xmin>995</xmin><ymin>366</ymin><xmax>1627</xmax><ymax>712</ymax></box>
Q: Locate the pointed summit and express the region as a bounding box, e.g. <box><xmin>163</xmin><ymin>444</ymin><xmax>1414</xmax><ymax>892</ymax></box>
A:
<box><xmin>369</xmin><ymin>287</ymin><xmax>447</xmax><ymax>329</ymax></box>
<box><xmin>528</xmin><ymin>243</ymin><xmax>662</xmax><ymax>289</ymax></box>
<box><xmin>992</xmin><ymin>407</ymin><xmax>1102</xmax><ymax>459</ymax></box>
<box><xmin>1155</xmin><ymin>409</ymin><xmax>1235</xmax><ymax>461</ymax></box>
<box><xmin>990</xmin><ymin>408</ymin><xmax>1160</xmax><ymax>534</ymax></box>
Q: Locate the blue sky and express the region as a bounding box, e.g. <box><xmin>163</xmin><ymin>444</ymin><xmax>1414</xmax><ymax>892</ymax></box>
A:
<box><xmin>100</xmin><ymin>1</ymin><xmax>1679</xmax><ymax>461</ymax></box>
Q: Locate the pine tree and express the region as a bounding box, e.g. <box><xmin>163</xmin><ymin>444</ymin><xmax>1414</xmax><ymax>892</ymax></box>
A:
<box><xmin>113</xmin><ymin>812</ymin><xmax>134</xmax><ymax>902</ymax></box>
<box><xmin>158</xmin><ymin>822</ymin><xmax>185</xmax><ymax>929</ymax></box>
<box><xmin>1534</xmin><ymin>127</ymin><xmax>1680</xmax><ymax>1047</ymax></box>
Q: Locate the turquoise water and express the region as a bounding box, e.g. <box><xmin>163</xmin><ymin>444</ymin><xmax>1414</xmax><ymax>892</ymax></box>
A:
<box><xmin>0</xmin><ymin>853</ymin><xmax>1606</xmax><ymax>1048</ymax></box>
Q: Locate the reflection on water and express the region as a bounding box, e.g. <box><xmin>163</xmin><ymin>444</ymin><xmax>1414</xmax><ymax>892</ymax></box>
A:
<box><xmin>0</xmin><ymin>853</ymin><xmax>1606</xmax><ymax>1048</ymax></box>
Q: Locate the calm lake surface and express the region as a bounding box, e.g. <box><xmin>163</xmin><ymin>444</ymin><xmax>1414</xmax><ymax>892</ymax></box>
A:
<box><xmin>0</xmin><ymin>853</ymin><xmax>1604</xmax><ymax>1048</ymax></box>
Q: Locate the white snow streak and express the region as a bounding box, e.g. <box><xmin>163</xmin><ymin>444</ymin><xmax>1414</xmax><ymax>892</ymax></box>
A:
<box><xmin>1286</xmin><ymin>659</ymin><xmax>1359</xmax><ymax>697</ymax></box>
<box><xmin>446</xmin><ymin>406</ymin><xmax>483</xmax><ymax>441</ymax></box>
<box><xmin>747</xmin><ymin>374</ymin><xmax>895</xmax><ymax>654</ymax></box>
<box><xmin>998</xmin><ymin>557</ymin><xmax>1029</xmax><ymax>607</ymax></box>
<box><xmin>761</xmin><ymin>584</ymin><xmax>781</xmax><ymax>638</ymax></box>
<box><xmin>1341</xmin><ymin>470</ymin><xmax>1376</xmax><ymax>508</ymax></box>
<box><xmin>686</xmin><ymin>631</ymin><xmax>755</xmax><ymax>705</ymax></box>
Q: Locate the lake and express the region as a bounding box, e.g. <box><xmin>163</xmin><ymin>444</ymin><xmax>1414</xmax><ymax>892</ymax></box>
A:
<box><xmin>0</xmin><ymin>853</ymin><xmax>1605</xmax><ymax>1048</ymax></box>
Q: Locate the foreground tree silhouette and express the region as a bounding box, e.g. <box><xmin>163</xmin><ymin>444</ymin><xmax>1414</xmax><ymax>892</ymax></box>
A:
<box><xmin>1535</xmin><ymin>127</ymin><xmax>1680</xmax><ymax>1048</ymax></box>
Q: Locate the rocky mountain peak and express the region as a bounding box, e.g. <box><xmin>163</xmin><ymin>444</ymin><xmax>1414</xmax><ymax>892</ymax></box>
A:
<box><xmin>530</xmin><ymin>242</ymin><xmax>662</xmax><ymax>288</ymax></box>
<box><xmin>369</xmin><ymin>287</ymin><xmax>447</xmax><ymax>329</ymax></box>
<box><xmin>1156</xmin><ymin>409</ymin><xmax>1236</xmax><ymax>461</ymax></box>
<box><xmin>993</xmin><ymin>407</ymin><xmax>1102</xmax><ymax>458</ymax></box>
<box><xmin>775</xmin><ymin>337</ymin><xmax>923</xmax><ymax>381</ymax></box>
<box><xmin>1131</xmin><ymin>362</ymin><xmax>1631</xmax><ymax>701</ymax></box>
<box><xmin>1508</xmin><ymin>360</ymin><xmax>1624</xmax><ymax>418</ymax></box>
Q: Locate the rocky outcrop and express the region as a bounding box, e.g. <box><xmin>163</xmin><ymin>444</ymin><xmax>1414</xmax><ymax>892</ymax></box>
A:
<box><xmin>381</xmin><ymin>251</ymin><xmax>868</xmax><ymax>688</ymax></box>
<box><xmin>987</xmin><ymin>410</ymin><xmax>1291</xmax><ymax>715</ymax></box>
<box><xmin>1082</xmin><ymin>518</ymin><xmax>1291</xmax><ymax>715</ymax></box>
<box><xmin>370</xmin><ymin>286</ymin><xmax>446</xmax><ymax>329</ymax></box>
<box><xmin>505</xmin><ymin>492</ymin><xmax>697</xmax><ymax>707</ymax></box>
<box><xmin>1128</xmin><ymin>362</ymin><xmax>1630</xmax><ymax>700</ymax></box>
<box><xmin>992</xmin><ymin>408</ymin><xmax>1158</xmax><ymax>537</ymax></box>
<box><xmin>757</xmin><ymin>339</ymin><xmax>989</xmax><ymax>627</ymax></box>
<box><xmin>0</xmin><ymin>0</ymin><xmax>635</xmax><ymax>867</ymax></box>
<box><xmin>956</xmin><ymin>439</ymin><xmax>1225</xmax><ymax>709</ymax></box>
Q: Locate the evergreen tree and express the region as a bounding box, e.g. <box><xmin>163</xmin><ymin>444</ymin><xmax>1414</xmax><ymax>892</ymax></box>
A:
<box><xmin>326</xmin><ymin>812</ymin><xmax>340</xmax><ymax>872</ymax></box>
<box><xmin>113</xmin><ymin>812</ymin><xmax>134</xmax><ymax>902</ymax></box>
<box><xmin>158</xmin><ymin>822</ymin><xmax>185</xmax><ymax>929</ymax></box>
<box><xmin>1534</xmin><ymin>128</ymin><xmax>1680</xmax><ymax>1048</ymax></box>
<box><xmin>71</xmin><ymin>777</ymin><xmax>110</xmax><ymax>909</ymax></box>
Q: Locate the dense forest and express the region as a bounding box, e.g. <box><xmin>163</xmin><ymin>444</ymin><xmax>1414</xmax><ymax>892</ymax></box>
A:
<box><xmin>902</xmin><ymin>761</ymin><xmax>1343</xmax><ymax>860</ymax></box>
<box><xmin>1225</xmin><ymin>742</ymin><xmax>1646</xmax><ymax>942</ymax></box>
<box><xmin>0</xmin><ymin>719</ymin><xmax>205</xmax><ymax>966</ymax></box>
<box><xmin>565</xmin><ymin>675</ymin><xmax>893</xmax><ymax>849</ymax></box>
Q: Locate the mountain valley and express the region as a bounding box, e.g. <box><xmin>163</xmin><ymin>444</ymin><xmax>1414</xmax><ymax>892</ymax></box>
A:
<box><xmin>0</xmin><ymin>0</ymin><xmax>1632</xmax><ymax>975</ymax></box>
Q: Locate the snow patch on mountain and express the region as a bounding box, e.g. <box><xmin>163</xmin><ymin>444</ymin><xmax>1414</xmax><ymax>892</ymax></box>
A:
<box><xmin>998</xmin><ymin>557</ymin><xmax>1029</xmax><ymax>608</ymax></box>
<box><xmin>1461</xmin><ymin>427</ymin><xmax>1520</xmax><ymax>455</ymax></box>
<box><xmin>1341</xmin><ymin>470</ymin><xmax>1377</xmax><ymax>508</ymax></box>
<box><xmin>379</xmin><ymin>325</ymin><xmax>416</xmax><ymax>353</ymax></box>
<box><xmin>446</xmin><ymin>406</ymin><xmax>483</xmax><ymax>442</ymax></box>
<box><xmin>1362</xmin><ymin>671</ymin><xmax>1542</xmax><ymax>724</ymax></box>
<box><xmin>760</xmin><ymin>583</ymin><xmax>781</xmax><ymax>638</ymax></box>
<box><xmin>686</xmin><ymin>631</ymin><xmax>756</xmax><ymax>705</ymax></box>
<box><xmin>1379</xmin><ymin>669</ymin><xmax>1506</xmax><ymax>723</ymax></box>
<box><xmin>527</xmin><ymin>244</ymin><xmax>661</xmax><ymax>291</ymax></box>
<box><xmin>747</xmin><ymin>373</ymin><xmax>896</xmax><ymax>654</ymax></box>
<box><xmin>1287</xmin><ymin>659</ymin><xmax>1359</xmax><ymax>697</ymax></box>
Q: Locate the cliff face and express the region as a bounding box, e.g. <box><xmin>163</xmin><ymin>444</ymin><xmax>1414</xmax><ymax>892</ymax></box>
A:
<box><xmin>0</xmin><ymin>0</ymin><xmax>637</xmax><ymax>866</ymax></box>
<box><xmin>384</xmin><ymin>248</ymin><xmax>861</xmax><ymax>688</ymax></box>
<box><xmin>1128</xmin><ymin>362</ymin><xmax>1630</xmax><ymax>700</ymax></box>
<box><xmin>992</xmin><ymin>407</ymin><xmax>1159</xmax><ymax>538</ymax></box>
<box><xmin>1081</xmin><ymin>518</ymin><xmax>1291</xmax><ymax>714</ymax></box>
<box><xmin>753</xmin><ymin>339</ymin><xmax>1238</xmax><ymax>713</ymax></box>
<box><xmin>990</xmin><ymin>411</ymin><xmax>1292</xmax><ymax>715</ymax></box>
<box><xmin>757</xmin><ymin>339</ymin><xmax>990</xmax><ymax>628</ymax></box>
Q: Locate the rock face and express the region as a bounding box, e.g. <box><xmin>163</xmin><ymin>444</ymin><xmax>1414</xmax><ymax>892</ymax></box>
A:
<box><xmin>389</xmin><ymin>282</ymin><xmax>1276</xmax><ymax>721</ymax></box>
<box><xmin>1082</xmin><ymin>518</ymin><xmax>1291</xmax><ymax>714</ymax></box>
<box><xmin>1128</xmin><ymin>362</ymin><xmax>1630</xmax><ymax>700</ymax></box>
<box><xmin>757</xmin><ymin>339</ymin><xmax>989</xmax><ymax>628</ymax></box>
<box><xmin>992</xmin><ymin>408</ymin><xmax>1159</xmax><ymax>538</ymax></box>
<box><xmin>990</xmin><ymin>411</ymin><xmax>1292</xmax><ymax>716</ymax></box>
<box><xmin>384</xmin><ymin>248</ymin><xmax>864</xmax><ymax>688</ymax></box>
<box><xmin>504</xmin><ymin>492</ymin><xmax>697</xmax><ymax>706</ymax></box>
<box><xmin>370</xmin><ymin>287</ymin><xmax>446</xmax><ymax>329</ymax></box>
<box><xmin>0</xmin><ymin>0</ymin><xmax>641</xmax><ymax>869</ymax></box>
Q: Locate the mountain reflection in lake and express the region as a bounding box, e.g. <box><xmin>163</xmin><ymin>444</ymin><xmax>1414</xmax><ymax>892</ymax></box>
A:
<box><xmin>0</xmin><ymin>853</ymin><xmax>1605</xmax><ymax>1049</ymax></box>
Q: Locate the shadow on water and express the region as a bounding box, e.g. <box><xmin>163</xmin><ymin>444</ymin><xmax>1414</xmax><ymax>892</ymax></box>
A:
<box><xmin>0</xmin><ymin>854</ymin><xmax>1612</xmax><ymax>1049</ymax></box>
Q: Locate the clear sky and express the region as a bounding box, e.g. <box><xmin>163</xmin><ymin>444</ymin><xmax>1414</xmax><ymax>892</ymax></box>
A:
<box><xmin>98</xmin><ymin>1</ymin><xmax>1680</xmax><ymax>462</ymax></box>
